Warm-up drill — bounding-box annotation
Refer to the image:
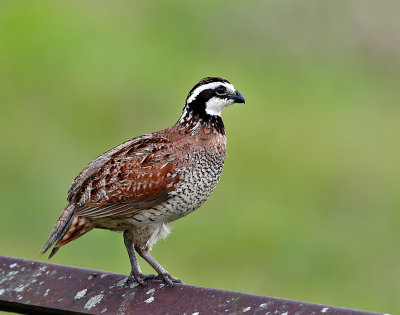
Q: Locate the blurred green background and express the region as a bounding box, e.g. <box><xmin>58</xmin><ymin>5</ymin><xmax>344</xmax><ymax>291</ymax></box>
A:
<box><xmin>1</xmin><ymin>1</ymin><xmax>399</xmax><ymax>313</ymax></box>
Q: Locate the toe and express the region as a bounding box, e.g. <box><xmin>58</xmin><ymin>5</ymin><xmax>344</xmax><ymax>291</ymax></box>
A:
<box><xmin>158</xmin><ymin>273</ymin><xmax>179</xmax><ymax>287</ymax></box>
<box><xmin>126</xmin><ymin>273</ymin><xmax>149</xmax><ymax>287</ymax></box>
<box><xmin>140</xmin><ymin>274</ymin><xmax>158</xmax><ymax>280</ymax></box>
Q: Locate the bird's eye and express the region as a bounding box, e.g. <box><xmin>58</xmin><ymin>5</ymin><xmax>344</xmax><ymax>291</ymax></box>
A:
<box><xmin>215</xmin><ymin>86</ymin><xmax>227</xmax><ymax>95</ymax></box>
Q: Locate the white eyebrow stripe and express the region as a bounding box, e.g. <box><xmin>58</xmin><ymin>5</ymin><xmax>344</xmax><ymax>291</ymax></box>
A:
<box><xmin>186</xmin><ymin>82</ymin><xmax>235</xmax><ymax>104</ymax></box>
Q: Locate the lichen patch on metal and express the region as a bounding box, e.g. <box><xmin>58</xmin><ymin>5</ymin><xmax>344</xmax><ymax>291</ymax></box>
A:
<box><xmin>146</xmin><ymin>288</ymin><xmax>155</xmax><ymax>295</ymax></box>
<box><xmin>144</xmin><ymin>296</ymin><xmax>154</xmax><ymax>304</ymax></box>
<box><xmin>14</xmin><ymin>285</ymin><xmax>26</xmax><ymax>293</ymax></box>
<box><xmin>74</xmin><ymin>289</ymin><xmax>87</xmax><ymax>300</ymax></box>
<box><xmin>84</xmin><ymin>294</ymin><xmax>104</xmax><ymax>310</ymax></box>
<box><xmin>116</xmin><ymin>278</ymin><xmax>126</xmax><ymax>288</ymax></box>
<box><xmin>129</xmin><ymin>282</ymin><xmax>139</xmax><ymax>289</ymax></box>
<box><xmin>0</xmin><ymin>256</ymin><xmax>380</xmax><ymax>315</ymax></box>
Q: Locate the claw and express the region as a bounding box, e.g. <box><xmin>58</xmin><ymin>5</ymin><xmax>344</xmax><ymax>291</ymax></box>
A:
<box><xmin>157</xmin><ymin>273</ymin><xmax>182</xmax><ymax>287</ymax></box>
<box><xmin>126</xmin><ymin>273</ymin><xmax>158</xmax><ymax>287</ymax></box>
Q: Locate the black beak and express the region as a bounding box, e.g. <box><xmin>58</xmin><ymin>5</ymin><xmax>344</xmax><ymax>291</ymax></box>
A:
<box><xmin>231</xmin><ymin>90</ymin><xmax>245</xmax><ymax>104</ymax></box>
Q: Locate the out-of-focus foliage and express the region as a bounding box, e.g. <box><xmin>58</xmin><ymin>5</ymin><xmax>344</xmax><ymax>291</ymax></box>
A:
<box><xmin>1</xmin><ymin>1</ymin><xmax>399</xmax><ymax>313</ymax></box>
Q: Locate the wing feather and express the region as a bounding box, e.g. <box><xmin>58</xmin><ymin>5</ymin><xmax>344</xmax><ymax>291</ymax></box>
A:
<box><xmin>71</xmin><ymin>136</ymin><xmax>179</xmax><ymax>218</ymax></box>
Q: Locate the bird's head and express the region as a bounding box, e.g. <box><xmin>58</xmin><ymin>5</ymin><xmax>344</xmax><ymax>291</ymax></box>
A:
<box><xmin>183</xmin><ymin>77</ymin><xmax>245</xmax><ymax>119</ymax></box>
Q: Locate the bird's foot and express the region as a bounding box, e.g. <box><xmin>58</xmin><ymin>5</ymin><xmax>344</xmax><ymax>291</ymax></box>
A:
<box><xmin>156</xmin><ymin>273</ymin><xmax>182</xmax><ymax>288</ymax></box>
<box><xmin>126</xmin><ymin>273</ymin><xmax>158</xmax><ymax>287</ymax></box>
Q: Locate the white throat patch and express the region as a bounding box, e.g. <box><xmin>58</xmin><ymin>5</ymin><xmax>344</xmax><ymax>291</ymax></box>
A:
<box><xmin>186</xmin><ymin>81</ymin><xmax>236</xmax><ymax>117</ymax></box>
<box><xmin>204</xmin><ymin>97</ymin><xmax>235</xmax><ymax>116</ymax></box>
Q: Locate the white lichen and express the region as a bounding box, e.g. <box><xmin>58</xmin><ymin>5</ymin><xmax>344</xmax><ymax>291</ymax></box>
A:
<box><xmin>129</xmin><ymin>282</ymin><xmax>139</xmax><ymax>289</ymax></box>
<box><xmin>146</xmin><ymin>288</ymin><xmax>155</xmax><ymax>295</ymax></box>
<box><xmin>321</xmin><ymin>307</ymin><xmax>329</xmax><ymax>313</ymax></box>
<box><xmin>74</xmin><ymin>289</ymin><xmax>87</xmax><ymax>300</ymax></box>
<box><xmin>242</xmin><ymin>306</ymin><xmax>251</xmax><ymax>312</ymax></box>
<box><xmin>84</xmin><ymin>294</ymin><xmax>104</xmax><ymax>310</ymax></box>
<box><xmin>9</xmin><ymin>263</ymin><xmax>18</xmax><ymax>268</ymax></box>
<box><xmin>144</xmin><ymin>296</ymin><xmax>154</xmax><ymax>304</ymax></box>
<box><xmin>7</xmin><ymin>271</ymin><xmax>19</xmax><ymax>277</ymax></box>
<box><xmin>14</xmin><ymin>285</ymin><xmax>25</xmax><ymax>293</ymax></box>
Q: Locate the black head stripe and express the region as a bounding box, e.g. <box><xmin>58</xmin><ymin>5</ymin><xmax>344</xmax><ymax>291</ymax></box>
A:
<box><xmin>186</xmin><ymin>77</ymin><xmax>231</xmax><ymax>102</ymax></box>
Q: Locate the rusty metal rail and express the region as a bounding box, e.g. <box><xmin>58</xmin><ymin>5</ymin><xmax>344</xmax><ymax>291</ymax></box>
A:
<box><xmin>0</xmin><ymin>255</ymin><xmax>382</xmax><ymax>314</ymax></box>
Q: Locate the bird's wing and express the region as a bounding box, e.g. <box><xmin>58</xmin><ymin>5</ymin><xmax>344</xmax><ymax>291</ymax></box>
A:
<box><xmin>71</xmin><ymin>135</ymin><xmax>180</xmax><ymax>218</ymax></box>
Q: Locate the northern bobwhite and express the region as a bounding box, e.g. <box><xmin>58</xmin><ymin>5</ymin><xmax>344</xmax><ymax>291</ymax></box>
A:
<box><xmin>41</xmin><ymin>77</ymin><xmax>245</xmax><ymax>287</ymax></box>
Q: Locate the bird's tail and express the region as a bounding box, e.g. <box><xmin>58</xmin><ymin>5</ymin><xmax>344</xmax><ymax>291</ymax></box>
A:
<box><xmin>40</xmin><ymin>204</ymin><xmax>75</xmax><ymax>258</ymax></box>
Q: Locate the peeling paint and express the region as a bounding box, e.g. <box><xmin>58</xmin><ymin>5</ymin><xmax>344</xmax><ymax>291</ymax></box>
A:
<box><xmin>144</xmin><ymin>296</ymin><xmax>154</xmax><ymax>304</ymax></box>
<box><xmin>74</xmin><ymin>289</ymin><xmax>87</xmax><ymax>300</ymax></box>
<box><xmin>84</xmin><ymin>294</ymin><xmax>104</xmax><ymax>310</ymax></box>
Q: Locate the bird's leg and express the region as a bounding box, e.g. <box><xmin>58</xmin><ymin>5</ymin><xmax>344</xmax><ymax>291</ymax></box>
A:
<box><xmin>123</xmin><ymin>231</ymin><xmax>157</xmax><ymax>287</ymax></box>
<box><xmin>135</xmin><ymin>249</ymin><xmax>182</xmax><ymax>287</ymax></box>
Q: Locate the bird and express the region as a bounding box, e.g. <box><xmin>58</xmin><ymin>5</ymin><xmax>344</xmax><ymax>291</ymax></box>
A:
<box><xmin>41</xmin><ymin>77</ymin><xmax>245</xmax><ymax>287</ymax></box>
